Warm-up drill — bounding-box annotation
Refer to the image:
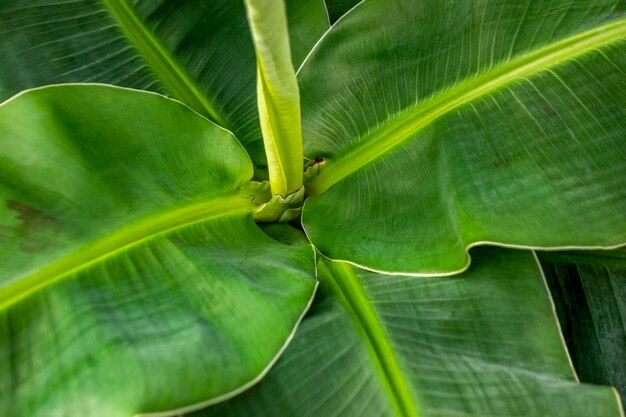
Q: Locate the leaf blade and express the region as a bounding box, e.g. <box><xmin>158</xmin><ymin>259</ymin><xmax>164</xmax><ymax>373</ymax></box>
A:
<box><xmin>305</xmin><ymin>17</ymin><xmax>626</xmax><ymax>195</ymax></box>
<box><xmin>0</xmin><ymin>192</ymin><xmax>252</xmax><ymax>310</ymax></box>
<box><xmin>0</xmin><ymin>85</ymin><xmax>316</xmax><ymax>417</ymax></box>
<box><xmin>300</xmin><ymin>0</ymin><xmax>626</xmax><ymax>274</ymax></box>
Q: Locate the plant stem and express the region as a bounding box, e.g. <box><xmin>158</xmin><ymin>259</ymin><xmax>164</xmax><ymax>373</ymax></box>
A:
<box><xmin>244</xmin><ymin>0</ymin><xmax>304</xmax><ymax>197</ymax></box>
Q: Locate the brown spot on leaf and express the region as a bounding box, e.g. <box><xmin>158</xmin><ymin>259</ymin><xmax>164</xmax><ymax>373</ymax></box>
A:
<box><xmin>7</xmin><ymin>200</ymin><xmax>60</xmax><ymax>252</ymax></box>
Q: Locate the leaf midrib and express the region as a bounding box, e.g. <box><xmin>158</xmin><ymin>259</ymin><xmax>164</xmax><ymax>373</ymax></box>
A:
<box><xmin>0</xmin><ymin>193</ymin><xmax>254</xmax><ymax>311</ymax></box>
<box><xmin>305</xmin><ymin>17</ymin><xmax>626</xmax><ymax>194</ymax></box>
<box><xmin>100</xmin><ymin>0</ymin><xmax>226</xmax><ymax>125</ymax></box>
<box><xmin>323</xmin><ymin>260</ymin><xmax>420</xmax><ymax>417</ymax></box>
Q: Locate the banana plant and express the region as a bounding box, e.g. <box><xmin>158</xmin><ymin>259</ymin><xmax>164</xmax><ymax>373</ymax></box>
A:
<box><xmin>0</xmin><ymin>0</ymin><xmax>624</xmax><ymax>416</ymax></box>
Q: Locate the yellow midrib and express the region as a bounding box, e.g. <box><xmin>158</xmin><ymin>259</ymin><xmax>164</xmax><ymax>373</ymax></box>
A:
<box><xmin>306</xmin><ymin>17</ymin><xmax>626</xmax><ymax>194</ymax></box>
<box><xmin>323</xmin><ymin>260</ymin><xmax>420</xmax><ymax>417</ymax></box>
<box><xmin>0</xmin><ymin>193</ymin><xmax>254</xmax><ymax>311</ymax></box>
<box><xmin>101</xmin><ymin>0</ymin><xmax>227</xmax><ymax>126</ymax></box>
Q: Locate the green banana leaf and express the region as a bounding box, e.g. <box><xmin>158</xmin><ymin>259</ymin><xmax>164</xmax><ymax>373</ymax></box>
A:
<box><xmin>193</xmin><ymin>247</ymin><xmax>622</xmax><ymax>417</ymax></box>
<box><xmin>539</xmin><ymin>248</ymin><xmax>626</xmax><ymax>406</ymax></box>
<box><xmin>300</xmin><ymin>0</ymin><xmax>626</xmax><ymax>274</ymax></box>
<box><xmin>0</xmin><ymin>85</ymin><xmax>316</xmax><ymax>417</ymax></box>
<box><xmin>1</xmin><ymin>1</ymin><xmax>624</xmax><ymax>416</ymax></box>
<box><xmin>0</xmin><ymin>0</ymin><xmax>328</xmax><ymax>169</ymax></box>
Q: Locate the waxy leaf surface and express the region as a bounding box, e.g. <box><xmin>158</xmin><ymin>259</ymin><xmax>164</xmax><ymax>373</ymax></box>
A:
<box><xmin>301</xmin><ymin>0</ymin><xmax>626</xmax><ymax>274</ymax></box>
<box><xmin>0</xmin><ymin>86</ymin><xmax>316</xmax><ymax>417</ymax></box>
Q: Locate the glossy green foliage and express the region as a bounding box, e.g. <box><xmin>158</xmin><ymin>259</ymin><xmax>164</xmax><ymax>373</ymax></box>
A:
<box><xmin>195</xmin><ymin>248</ymin><xmax>622</xmax><ymax>417</ymax></box>
<box><xmin>0</xmin><ymin>0</ymin><xmax>328</xmax><ymax>168</ymax></box>
<box><xmin>0</xmin><ymin>0</ymin><xmax>624</xmax><ymax>416</ymax></box>
<box><xmin>539</xmin><ymin>249</ymin><xmax>626</xmax><ymax>406</ymax></box>
<box><xmin>0</xmin><ymin>86</ymin><xmax>316</xmax><ymax>417</ymax></box>
<box><xmin>301</xmin><ymin>0</ymin><xmax>626</xmax><ymax>274</ymax></box>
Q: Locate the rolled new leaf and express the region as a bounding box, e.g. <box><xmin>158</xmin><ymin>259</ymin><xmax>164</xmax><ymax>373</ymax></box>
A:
<box><xmin>245</xmin><ymin>0</ymin><xmax>304</xmax><ymax>197</ymax></box>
